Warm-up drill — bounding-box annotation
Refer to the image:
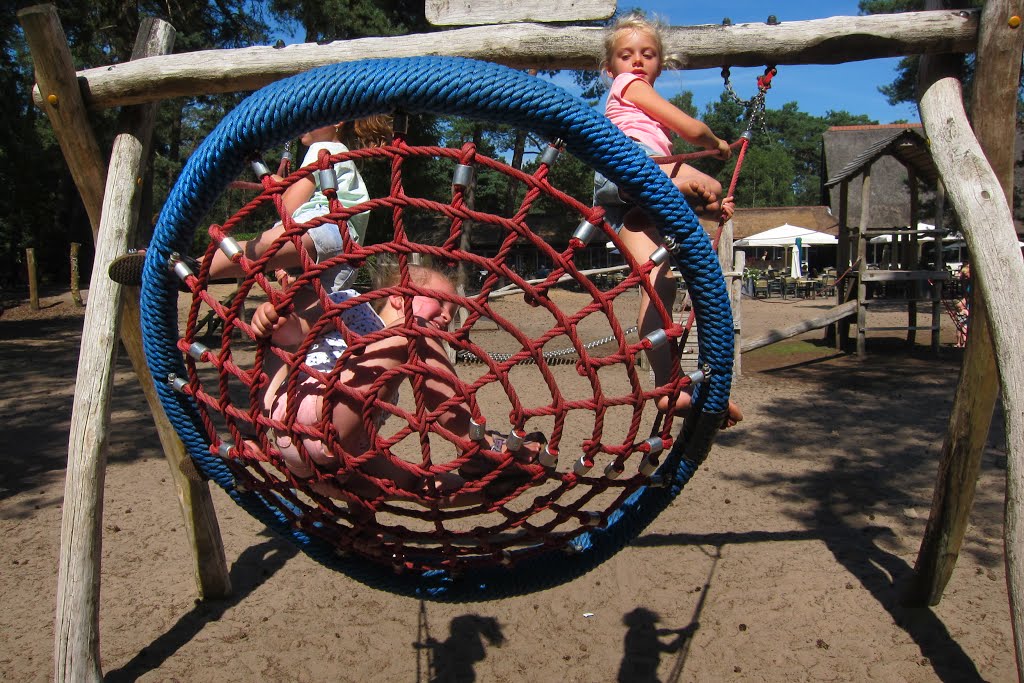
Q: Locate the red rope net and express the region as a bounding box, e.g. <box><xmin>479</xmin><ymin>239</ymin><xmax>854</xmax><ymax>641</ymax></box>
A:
<box><xmin>174</xmin><ymin>133</ymin><xmax>699</xmax><ymax>573</ymax></box>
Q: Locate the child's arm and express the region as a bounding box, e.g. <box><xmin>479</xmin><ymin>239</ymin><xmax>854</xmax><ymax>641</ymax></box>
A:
<box><xmin>251</xmin><ymin>289</ymin><xmax>322</xmax><ymax>349</ymax></box>
<box><xmin>622</xmin><ymin>79</ymin><xmax>731</xmax><ymax>159</ymax></box>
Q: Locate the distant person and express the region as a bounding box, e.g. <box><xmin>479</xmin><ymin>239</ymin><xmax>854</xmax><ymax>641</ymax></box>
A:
<box><xmin>954</xmin><ymin>263</ymin><xmax>971</xmax><ymax>348</ymax></box>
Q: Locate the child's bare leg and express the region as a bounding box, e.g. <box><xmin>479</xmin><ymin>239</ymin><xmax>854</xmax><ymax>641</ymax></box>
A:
<box><xmin>617</xmin><ymin>211</ymin><xmax>678</xmax><ymax>389</ymax></box>
<box><xmin>618</xmin><ymin>210</ymin><xmax>744</xmax><ymax>427</ymax></box>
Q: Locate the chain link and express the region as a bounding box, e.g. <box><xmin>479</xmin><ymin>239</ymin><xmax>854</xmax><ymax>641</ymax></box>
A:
<box><xmin>721</xmin><ymin>66</ymin><xmax>776</xmax><ymax>138</ymax></box>
<box><xmin>457</xmin><ymin>325</ymin><xmax>639</xmax><ymax>365</ymax></box>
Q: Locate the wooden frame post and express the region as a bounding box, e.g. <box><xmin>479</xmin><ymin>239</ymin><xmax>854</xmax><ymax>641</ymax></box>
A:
<box><xmin>856</xmin><ymin>166</ymin><xmax>871</xmax><ymax>359</ymax></box>
<box><xmin>907</xmin><ymin>4</ymin><xmax>1024</xmax><ymax>682</ymax></box>
<box><xmin>18</xmin><ymin>6</ymin><xmax>231</xmax><ymax>681</ymax></box>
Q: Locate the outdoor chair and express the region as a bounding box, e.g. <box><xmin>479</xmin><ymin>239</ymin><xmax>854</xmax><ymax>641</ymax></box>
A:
<box><xmin>753</xmin><ymin>278</ymin><xmax>769</xmax><ymax>298</ymax></box>
<box><xmin>820</xmin><ymin>274</ymin><xmax>837</xmax><ymax>296</ymax></box>
<box><xmin>782</xmin><ymin>277</ymin><xmax>798</xmax><ymax>298</ymax></box>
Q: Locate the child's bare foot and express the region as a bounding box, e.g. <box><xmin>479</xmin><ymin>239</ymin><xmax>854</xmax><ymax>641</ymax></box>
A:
<box><xmin>678</xmin><ymin>180</ymin><xmax>716</xmax><ymax>214</ymax></box>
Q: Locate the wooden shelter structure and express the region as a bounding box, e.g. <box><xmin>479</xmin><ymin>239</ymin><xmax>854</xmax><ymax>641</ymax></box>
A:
<box><xmin>823</xmin><ymin>125</ymin><xmax>946</xmax><ymax>356</ymax></box>
<box><xmin>16</xmin><ymin>1</ymin><xmax>1024</xmax><ymax>680</ymax></box>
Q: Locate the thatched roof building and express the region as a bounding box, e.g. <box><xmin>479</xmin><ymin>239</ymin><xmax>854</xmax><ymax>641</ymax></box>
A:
<box><xmin>821</xmin><ymin>124</ymin><xmax>936</xmax><ymax>230</ymax></box>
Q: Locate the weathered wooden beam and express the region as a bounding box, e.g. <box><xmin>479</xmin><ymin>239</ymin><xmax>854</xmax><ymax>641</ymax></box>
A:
<box><xmin>907</xmin><ymin>9</ymin><xmax>1024</xmax><ymax>683</ymax></box>
<box><xmin>32</xmin><ymin>10</ymin><xmax>979</xmax><ymax>111</ymax></box>
<box><xmin>20</xmin><ymin>10</ymin><xmax>230</xmax><ymax>681</ymax></box>
<box><xmin>740</xmin><ymin>300</ymin><xmax>857</xmax><ymax>353</ymax></box>
<box><xmin>860</xmin><ymin>269</ymin><xmax>948</xmax><ymax>282</ymax></box>
<box><xmin>426</xmin><ymin>0</ymin><xmax>615</xmax><ymax>26</ymax></box>
<box><xmin>907</xmin><ymin>0</ymin><xmax>1024</xmax><ymax>623</ymax></box>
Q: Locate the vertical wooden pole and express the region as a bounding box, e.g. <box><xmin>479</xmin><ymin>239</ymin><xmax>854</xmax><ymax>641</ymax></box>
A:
<box><xmin>835</xmin><ymin>181</ymin><xmax>851</xmax><ymax>349</ymax></box>
<box><xmin>932</xmin><ymin>180</ymin><xmax>946</xmax><ymax>352</ymax></box>
<box><xmin>732</xmin><ymin>249</ymin><xmax>744</xmax><ymax>378</ymax></box>
<box><xmin>18</xmin><ymin>7</ymin><xmax>230</xmax><ymax>682</ymax></box>
<box><xmin>26</xmin><ymin>247</ymin><xmax>39</xmax><ymax>310</ymax></box>
<box><xmin>716</xmin><ymin>218</ymin><xmax>735</xmax><ymax>377</ymax></box>
<box><xmin>908</xmin><ymin>168</ymin><xmax>919</xmax><ymax>345</ymax></box>
<box><xmin>856</xmin><ymin>167</ymin><xmax>871</xmax><ymax>359</ymax></box>
<box><xmin>70</xmin><ymin>242</ymin><xmax>83</xmax><ymax>306</ymax></box>
<box><xmin>908</xmin><ymin>6</ymin><xmax>1024</xmax><ymax>682</ymax></box>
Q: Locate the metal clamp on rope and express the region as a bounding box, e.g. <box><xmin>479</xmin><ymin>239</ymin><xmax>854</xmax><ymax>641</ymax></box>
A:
<box><xmin>573</xmin><ymin>456</ymin><xmax>593</xmax><ymax>476</ymax></box>
<box><xmin>217</xmin><ymin>440</ymin><xmax>234</xmax><ymax>459</ymax></box>
<box><xmin>539</xmin><ymin>140</ymin><xmax>563</xmax><ymax>166</ymax></box>
<box><xmin>319</xmin><ymin>167</ymin><xmax>338</xmax><ymax>193</ymax></box>
<box><xmin>250</xmin><ymin>159</ymin><xmax>272</xmax><ymax>179</ymax></box>
<box><xmin>187</xmin><ymin>341</ymin><xmax>210</xmax><ymax>361</ymax></box>
<box><xmin>643</xmin><ymin>328</ymin><xmax>669</xmax><ymax>351</ymax></box>
<box><xmin>650</xmin><ymin>245</ymin><xmax>671</xmax><ymax>266</ymax></box>
<box><xmin>685</xmin><ymin>365</ymin><xmax>710</xmax><ymax>386</ymax></box>
<box><xmin>740</xmin><ymin>129</ymin><xmax>753</xmax><ymax>142</ymax></box>
<box><xmin>638</xmin><ymin>436</ymin><xmax>665</xmax><ymax>476</ymax></box>
<box><xmin>167</xmin><ymin>373</ymin><xmax>189</xmax><ymax>393</ymax></box>
<box><xmin>218</xmin><ymin>235</ymin><xmax>244</xmax><ymax>261</ymax></box>
<box><xmin>469</xmin><ymin>417</ymin><xmax>487</xmax><ymax>441</ymax></box>
<box><xmin>169</xmin><ymin>252</ymin><xmax>193</xmax><ymax>282</ymax></box>
<box><xmin>604</xmin><ymin>461</ymin><xmax>625</xmax><ymax>479</ymax></box>
<box><xmin>505</xmin><ymin>429</ymin><xmax>525</xmax><ymax>452</ymax></box>
<box><xmin>662</xmin><ymin>234</ymin><xmax>680</xmax><ymax>254</ymax></box>
<box><xmin>582</xmin><ymin>512</ymin><xmax>601</xmax><ymax>527</ymax></box>
<box><xmin>572</xmin><ymin>219</ymin><xmax>600</xmax><ymax>246</ymax></box>
<box><xmin>452</xmin><ymin>164</ymin><xmax>474</xmax><ymax>190</ymax></box>
<box><xmin>539</xmin><ymin>445</ymin><xmax>558</xmax><ymax>468</ymax></box>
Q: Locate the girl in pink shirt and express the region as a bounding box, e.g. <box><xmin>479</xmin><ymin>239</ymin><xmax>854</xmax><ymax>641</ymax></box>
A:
<box><xmin>597</xmin><ymin>12</ymin><xmax>741</xmax><ymax>426</ymax></box>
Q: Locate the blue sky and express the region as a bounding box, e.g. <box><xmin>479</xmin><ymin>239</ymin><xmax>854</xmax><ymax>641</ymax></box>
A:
<box><xmin>632</xmin><ymin>0</ymin><xmax>919</xmax><ymax>124</ymax></box>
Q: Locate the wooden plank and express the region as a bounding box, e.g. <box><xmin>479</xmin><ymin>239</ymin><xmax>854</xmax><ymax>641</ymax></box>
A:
<box><xmin>860</xmin><ymin>326</ymin><xmax>936</xmax><ymax>332</ymax></box>
<box><xmin>906</xmin><ymin>7</ymin><xmax>1024</xmax><ymax>682</ymax></box>
<box><xmin>31</xmin><ymin>10</ymin><xmax>979</xmax><ymax>110</ymax></box>
<box><xmin>860</xmin><ymin>269</ymin><xmax>948</xmax><ymax>282</ymax></box>
<box><xmin>740</xmin><ymin>300</ymin><xmax>857</xmax><ymax>353</ymax></box>
<box><xmin>426</xmin><ymin>0</ymin><xmax>615</xmax><ymax>26</ymax></box>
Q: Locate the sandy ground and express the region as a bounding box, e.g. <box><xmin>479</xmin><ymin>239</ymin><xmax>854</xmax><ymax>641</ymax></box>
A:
<box><xmin>0</xmin><ymin>285</ymin><xmax>1014</xmax><ymax>682</ymax></box>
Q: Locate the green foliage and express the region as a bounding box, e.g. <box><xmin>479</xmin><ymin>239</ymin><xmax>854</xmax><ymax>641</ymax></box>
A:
<box><xmin>8</xmin><ymin>2</ymin><xmax>984</xmax><ymax>290</ymax></box>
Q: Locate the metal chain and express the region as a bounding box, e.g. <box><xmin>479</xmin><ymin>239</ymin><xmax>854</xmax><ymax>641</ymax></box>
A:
<box><xmin>456</xmin><ymin>326</ymin><xmax>639</xmax><ymax>365</ymax></box>
<box><xmin>721</xmin><ymin>65</ymin><xmax>776</xmax><ymax>137</ymax></box>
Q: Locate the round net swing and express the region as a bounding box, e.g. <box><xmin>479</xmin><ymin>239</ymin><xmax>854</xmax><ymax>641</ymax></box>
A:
<box><xmin>140</xmin><ymin>56</ymin><xmax>735</xmax><ymax>600</ymax></box>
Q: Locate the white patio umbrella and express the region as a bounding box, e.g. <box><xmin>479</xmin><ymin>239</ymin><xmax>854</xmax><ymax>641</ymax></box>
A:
<box><xmin>735</xmin><ymin>223</ymin><xmax>838</xmax><ymax>247</ymax></box>
<box><xmin>790</xmin><ymin>244</ymin><xmax>802</xmax><ymax>278</ymax></box>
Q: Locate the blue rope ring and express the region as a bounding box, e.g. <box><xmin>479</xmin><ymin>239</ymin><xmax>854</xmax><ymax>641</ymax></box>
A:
<box><xmin>140</xmin><ymin>57</ymin><xmax>734</xmax><ymax>600</ymax></box>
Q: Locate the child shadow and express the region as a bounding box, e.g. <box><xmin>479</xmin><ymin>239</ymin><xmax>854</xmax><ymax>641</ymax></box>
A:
<box><xmin>617</xmin><ymin>607</ymin><xmax>695</xmax><ymax>683</ymax></box>
<box><xmin>415</xmin><ymin>613</ymin><xmax>505</xmax><ymax>683</ymax></box>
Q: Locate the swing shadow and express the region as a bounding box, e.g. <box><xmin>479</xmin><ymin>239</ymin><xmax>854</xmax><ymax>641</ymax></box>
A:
<box><xmin>617</xmin><ymin>546</ymin><xmax>718</xmax><ymax>683</ymax></box>
<box><xmin>104</xmin><ymin>529</ymin><xmax>298</xmax><ymax>683</ymax></box>
<box><xmin>412</xmin><ymin>605</ymin><xmax>506</xmax><ymax>683</ymax></box>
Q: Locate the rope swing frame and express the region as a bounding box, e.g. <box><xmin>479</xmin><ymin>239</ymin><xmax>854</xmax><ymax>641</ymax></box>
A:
<box><xmin>140</xmin><ymin>56</ymin><xmax>735</xmax><ymax>600</ymax></box>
